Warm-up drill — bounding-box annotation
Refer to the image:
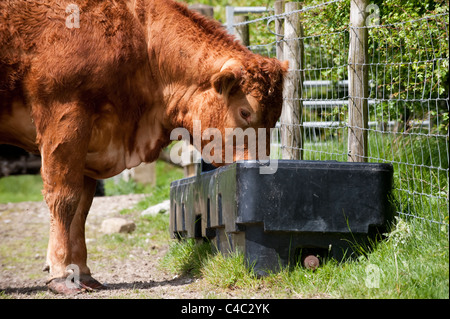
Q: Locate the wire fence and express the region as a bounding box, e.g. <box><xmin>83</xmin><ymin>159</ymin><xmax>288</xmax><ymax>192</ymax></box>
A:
<box><xmin>229</xmin><ymin>0</ymin><xmax>449</xmax><ymax>227</ymax></box>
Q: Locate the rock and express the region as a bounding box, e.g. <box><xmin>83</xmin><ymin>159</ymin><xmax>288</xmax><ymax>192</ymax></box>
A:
<box><xmin>141</xmin><ymin>200</ymin><xmax>170</xmax><ymax>216</ymax></box>
<box><xmin>101</xmin><ymin>217</ymin><xmax>136</xmax><ymax>234</ymax></box>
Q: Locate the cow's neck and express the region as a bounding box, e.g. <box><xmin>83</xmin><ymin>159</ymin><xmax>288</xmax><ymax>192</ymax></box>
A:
<box><xmin>145</xmin><ymin>0</ymin><xmax>250</xmax><ymax>133</ymax></box>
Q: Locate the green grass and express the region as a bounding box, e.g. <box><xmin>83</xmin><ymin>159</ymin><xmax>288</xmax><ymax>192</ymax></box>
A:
<box><xmin>161</xmin><ymin>218</ymin><xmax>449</xmax><ymax>298</ymax></box>
<box><xmin>161</xmin><ymin>239</ymin><xmax>213</xmax><ymax>277</ymax></box>
<box><xmin>278</xmin><ymin>219</ymin><xmax>449</xmax><ymax>298</ymax></box>
<box><xmin>0</xmin><ymin>174</ymin><xmax>43</xmax><ymax>203</ymax></box>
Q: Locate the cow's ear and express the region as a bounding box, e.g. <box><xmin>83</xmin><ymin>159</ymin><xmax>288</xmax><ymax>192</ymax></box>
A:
<box><xmin>211</xmin><ymin>68</ymin><xmax>241</xmax><ymax>97</ymax></box>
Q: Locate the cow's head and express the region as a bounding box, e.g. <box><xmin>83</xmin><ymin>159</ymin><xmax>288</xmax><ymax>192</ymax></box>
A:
<box><xmin>198</xmin><ymin>56</ymin><xmax>288</xmax><ymax>166</ymax></box>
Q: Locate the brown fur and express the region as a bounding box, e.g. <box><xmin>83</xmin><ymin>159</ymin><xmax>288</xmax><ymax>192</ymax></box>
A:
<box><xmin>0</xmin><ymin>0</ymin><xmax>287</xmax><ymax>293</ymax></box>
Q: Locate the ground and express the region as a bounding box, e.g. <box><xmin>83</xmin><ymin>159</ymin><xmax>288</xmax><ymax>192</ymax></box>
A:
<box><xmin>0</xmin><ymin>194</ymin><xmax>214</xmax><ymax>299</ymax></box>
<box><xmin>3</xmin><ymin>193</ymin><xmax>447</xmax><ymax>300</ymax></box>
<box><xmin>1</xmin><ymin>194</ymin><xmax>302</xmax><ymax>299</ymax></box>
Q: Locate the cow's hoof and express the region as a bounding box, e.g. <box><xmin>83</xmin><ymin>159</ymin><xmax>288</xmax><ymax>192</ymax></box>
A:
<box><xmin>47</xmin><ymin>275</ymin><xmax>105</xmax><ymax>295</ymax></box>
<box><xmin>78</xmin><ymin>274</ymin><xmax>106</xmax><ymax>291</ymax></box>
<box><xmin>47</xmin><ymin>277</ymin><xmax>82</xmax><ymax>295</ymax></box>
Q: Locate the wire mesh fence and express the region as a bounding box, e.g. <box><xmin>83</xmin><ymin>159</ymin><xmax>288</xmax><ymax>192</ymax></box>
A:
<box><xmin>229</xmin><ymin>0</ymin><xmax>449</xmax><ymax>227</ymax></box>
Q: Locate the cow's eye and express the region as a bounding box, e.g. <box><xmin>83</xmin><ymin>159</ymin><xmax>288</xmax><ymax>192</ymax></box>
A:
<box><xmin>240</xmin><ymin>109</ymin><xmax>251</xmax><ymax>120</ymax></box>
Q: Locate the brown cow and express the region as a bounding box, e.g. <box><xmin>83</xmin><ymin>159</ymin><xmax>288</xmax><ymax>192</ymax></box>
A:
<box><xmin>0</xmin><ymin>0</ymin><xmax>287</xmax><ymax>294</ymax></box>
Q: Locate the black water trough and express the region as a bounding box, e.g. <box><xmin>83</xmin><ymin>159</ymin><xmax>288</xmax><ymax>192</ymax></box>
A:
<box><xmin>169</xmin><ymin>160</ymin><xmax>393</xmax><ymax>275</ymax></box>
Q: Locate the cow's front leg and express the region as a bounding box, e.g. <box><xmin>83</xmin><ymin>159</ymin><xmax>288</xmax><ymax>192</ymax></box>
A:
<box><xmin>36</xmin><ymin>102</ymin><xmax>95</xmax><ymax>294</ymax></box>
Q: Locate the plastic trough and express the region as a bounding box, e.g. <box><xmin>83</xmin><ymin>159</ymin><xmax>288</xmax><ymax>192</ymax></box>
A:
<box><xmin>169</xmin><ymin>160</ymin><xmax>393</xmax><ymax>275</ymax></box>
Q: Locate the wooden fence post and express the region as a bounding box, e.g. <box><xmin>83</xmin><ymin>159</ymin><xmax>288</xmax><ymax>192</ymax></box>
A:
<box><xmin>274</xmin><ymin>1</ymin><xmax>285</xmax><ymax>61</ymax></box>
<box><xmin>281</xmin><ymin>1</ymin><xmax>303</xmax><ymax>160</ymax></box>
<box><xmin>234</xmin><ymin>15</ymin><xmax>250</xmax><ymax>47</ymax></box>
<box><xmin>348</xmin><ymin>0</ymin><xmax>369</xmax><ymax>162</ymax></box>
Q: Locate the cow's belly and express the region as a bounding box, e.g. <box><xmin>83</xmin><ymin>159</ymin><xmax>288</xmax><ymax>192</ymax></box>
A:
<box><xmin>83</xmin><ymin>103</ymin><xmax>130</xmax><ymax>179</ymax></box>
<box><xmin>84</xmin><ymin>147</ymin><xmax>128</xmax><ymax>179</ymax></box>
<box><xmin>84</xmin><ymin>133</ymin><xmax>165</xmax><ymax>180</ymax></box>
<box><xmin>1</xmin><ymin>99</ymin><xmax>166</xmax><ymax>180</ymax></box>
<box><xmin>0</xmin><ymin>99</ymin><xmax>38</xmax><ymax>153</ymax></box>
<box><xmin>83</xmin><ymin>103</ymin><xmax>167</xmax><ymax>180</ymax></box>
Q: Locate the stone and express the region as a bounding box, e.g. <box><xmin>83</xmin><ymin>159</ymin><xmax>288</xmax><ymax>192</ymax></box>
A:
<box><xmin>101</xmin><ymin>217</ymin><xmax>136</xmax><ymax>234</ymax></box>
<box><xmin>141</xmin><ymin>200</ymin><xmax>170</xmax><ymax>216</ymax></box>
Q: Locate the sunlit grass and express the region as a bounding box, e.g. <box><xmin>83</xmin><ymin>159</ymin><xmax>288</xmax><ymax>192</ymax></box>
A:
<box><xmin>0</xmin><ymin>174</ymin><xmax>43</xmax><ymax>203</ymax></box>
<box><xmin>161</xmin><ymin>218</ymin><xmax>449</xmax><ymax>298</ymax></box>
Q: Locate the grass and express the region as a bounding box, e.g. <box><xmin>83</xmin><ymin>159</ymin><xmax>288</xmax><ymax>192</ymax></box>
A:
<box><xmin>0</xmin><ymin>174</ymin><xmax>43</xmax><ymax>203</ymax></box>
<box><xmin>161</xmin><ymin>239</ymin><xmax>213</xmax><ymax>277</ymax></box>
<box><xmin>162</xmin><ymin>217</ymin><xmax>449</xmax><ymax>298</ymax></box>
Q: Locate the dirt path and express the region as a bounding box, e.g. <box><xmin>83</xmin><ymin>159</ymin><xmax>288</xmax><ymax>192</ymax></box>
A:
<box><xmin>0</xmin><ymin>195</ymin><xmax>211</xmax><ymax>299</ymax></box>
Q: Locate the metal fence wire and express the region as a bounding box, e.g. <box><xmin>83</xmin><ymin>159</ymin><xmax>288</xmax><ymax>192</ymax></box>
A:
<box><xmin>229</xmin><ymin>0</ymin><xmax>449</xmax><ymax>227</ymax></box>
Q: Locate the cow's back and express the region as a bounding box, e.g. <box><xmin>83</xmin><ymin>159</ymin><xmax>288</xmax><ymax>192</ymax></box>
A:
<box><xmin>0</xmin><ymin>1</ymin><xmax>150</xmax><ymax>108</ymax></box>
